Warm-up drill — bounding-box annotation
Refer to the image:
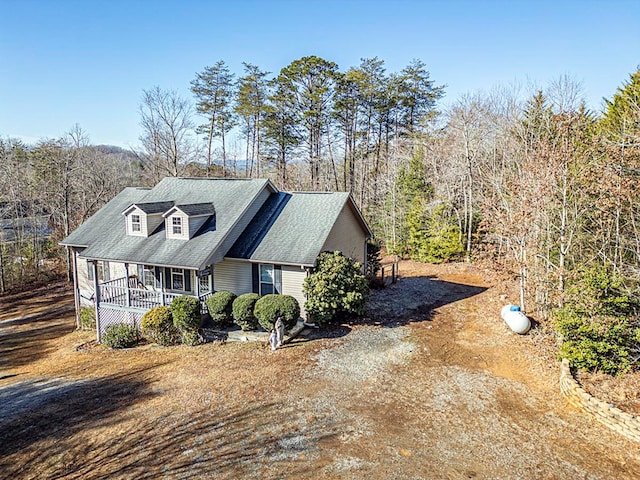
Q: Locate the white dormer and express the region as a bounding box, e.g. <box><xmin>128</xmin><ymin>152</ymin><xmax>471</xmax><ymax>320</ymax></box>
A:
<box><xmin>162</xmin><ymin>203</ymin><xmax>215</xmax><ymax>240</ymax></box>
<box><xmin>122</xmin><ymin>201</ymin><xmax>175</xmax><ymax>237</ymax></box>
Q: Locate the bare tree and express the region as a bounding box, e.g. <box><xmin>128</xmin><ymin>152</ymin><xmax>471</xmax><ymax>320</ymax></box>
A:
<box><xmin>139</xmin><ymin>86</ymin><xmax>196</xmax><ymax>182</ymax></box>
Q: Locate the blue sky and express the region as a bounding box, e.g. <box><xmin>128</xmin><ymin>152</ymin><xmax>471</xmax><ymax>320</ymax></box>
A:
<box><xmin>1</xmin><ymin>0</ymin><xmax>638</xmax><ymax>148</ymax></box>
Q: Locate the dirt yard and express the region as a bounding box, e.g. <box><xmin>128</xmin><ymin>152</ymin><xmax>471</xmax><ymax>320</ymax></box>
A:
<box><xmin>1</xmin><ymin>262</ymin><xmax>640</xmax><ymax>479</ymax></box>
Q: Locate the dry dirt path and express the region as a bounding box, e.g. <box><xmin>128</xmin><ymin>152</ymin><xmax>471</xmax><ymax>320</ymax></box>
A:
<box><xmin>288</xmin><ymin>262</ymin><xmax>640</xmax><ymax>478</ymax></box>
<box><xmin>1</xmin><ymin>264</ymin><xmax>640</xmax><ymax>479</ymax></box>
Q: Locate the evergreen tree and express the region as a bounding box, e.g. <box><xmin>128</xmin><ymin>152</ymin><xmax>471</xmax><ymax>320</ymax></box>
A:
<box><xmin>235</xmin><ymin>63</ymin><xmax>269</xmax><ymax>177</ymax></box>
<box><xmin>190</xmin><ymin>60</ymin><xmax>236</xmax><ymax>174</ymax></box>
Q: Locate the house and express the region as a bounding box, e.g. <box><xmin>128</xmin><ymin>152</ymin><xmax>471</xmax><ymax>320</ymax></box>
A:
<box><xmin>60</xmin><ymin>177</ymin><xmax>372</xmax><ymax>341</ymax></box>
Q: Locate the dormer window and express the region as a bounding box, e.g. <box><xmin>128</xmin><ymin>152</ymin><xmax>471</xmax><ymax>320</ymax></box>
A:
<box><xmin>131</xmin><ymin>214</ymin><xmax>141</xmax><ymax>233</ymax></box>
<box><xmin>172</xmin><ymin>217</ymin><xmax>183</xmax><ymax>235</ymax></box>
<box><xmin>123</xmin><ymin>201</ymin><xmax>174</xmax><ymax>237</ymax></box>
<box><xmin>162</xmin><ymin>203</ymin><xmax>215</xmax><ymax>240</ymax></box>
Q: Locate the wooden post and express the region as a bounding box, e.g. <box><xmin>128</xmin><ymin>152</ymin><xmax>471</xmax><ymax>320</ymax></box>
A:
<box><xmin>91</xmin><ymin>260</ymin><xmax>101</xmax><ymax>343</ymax></box>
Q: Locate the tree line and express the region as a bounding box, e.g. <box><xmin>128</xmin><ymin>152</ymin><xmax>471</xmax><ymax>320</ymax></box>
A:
<box><xmin>1</xmin><ymin>56</ymin><xmax>639</xmax><ymax>339</ymax></box>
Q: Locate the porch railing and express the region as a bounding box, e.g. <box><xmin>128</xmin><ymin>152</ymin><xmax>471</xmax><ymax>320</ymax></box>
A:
<box><xmin>98</xmin><ymin>276</ymin><xmax>214</xmax><ymax>313</ymax></box>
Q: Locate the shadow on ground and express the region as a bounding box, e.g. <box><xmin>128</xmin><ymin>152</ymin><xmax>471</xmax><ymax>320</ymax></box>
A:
<box><xmin>361</xmin><ymin>275</ymin><xmax>488</xmax><ymax>327</ymax></box>
<box><xmin>0</xmin><ymin>309</ymin><xmax>76</xmax><ymax>369</ymax></box>
<box><xmin>0</xmin><ymin>280</ymin><xmax>72</xmax><ymax>321</ymax></box>
<box><xmin>1</xmin><ymin>385</ymin><xmax>335</xmax><ymax>479</ymax></box>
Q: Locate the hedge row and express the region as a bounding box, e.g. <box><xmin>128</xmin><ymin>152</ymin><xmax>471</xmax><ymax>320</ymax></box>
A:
<box><xmin>208</xmin><ymin>291</ymin><xmax>300</xmax><ymax>332</ymax></box>
<box><xmin>102</xmin><ymin>292</ymin><xmax>301</xmax><ymax>348</ymax></box>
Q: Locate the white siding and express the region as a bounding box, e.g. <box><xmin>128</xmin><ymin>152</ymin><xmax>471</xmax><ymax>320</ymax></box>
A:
<box><xmin>77</xmin><ymin>251</ymin><xmax>93</xmax><ymax>305</ymax></box>
<box><xmin>165</xmin><ymin>212</ymin><xmax>189</xmax><ymax>240</ymax></box>
<box><xmin>321</xmin><ymin>203</ymin><xmax>367</xmax><ymax>268</ymax></box>
<box><xmin>281</xmin><ymin>265</ymin><xmax>308</xmax><ymax>318</ymax></box>
<box><xmin>126</xmin><ymin>207</ymin><xmax>147</xmax><ymax>236</ymax></box>
<box><xmin>111</xmin><ymin>262</ymin><xmax>127</xmax><ymax>280</ymax></box>
<box><xmin>77</xmin><ymin>257</ymin><xmax>127</xmax><ymax>306</ymax></box>
<box><xmin>214</xmin><ymin>259</ymin><xmax>252</xmax><ymax>294</ymax></box>
<box><xmin>146</xmin><ymin>213</ymin><xmax>164</xmax><ymax>235</ymax></box>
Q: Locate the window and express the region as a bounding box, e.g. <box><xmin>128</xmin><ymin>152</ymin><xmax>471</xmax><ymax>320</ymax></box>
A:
<box><xmin>87</xmin><ymin>260</ymin><xmax>110</xmax><ymax>282</ymax></box>
<box><xmin>171</xmin><ymin>268</ymin><xmax>185</xmax><ymax>290</ymax></box>
<box><xmin>172</xmin><ymin>217</ymin><xmax>182</xmax><ymax>235</ymax></box>
<box><xmin>199</xmin><ymin>274</ymin><xmax>211</xmax><ymax>294</ymax></box>
<box><xmin>142</xmin><ymin>265</ymin><xmax>155</xmax><ymax>287</ymax></box>
<box><xmin>259</xmin><ymin>264</ymin><xmax>274</xmax><ymax>295</ymax></box>
<box><xmin>131</xmin><ymin>214</ymin><xmax>141</xmax><ymax>233</ymax></box>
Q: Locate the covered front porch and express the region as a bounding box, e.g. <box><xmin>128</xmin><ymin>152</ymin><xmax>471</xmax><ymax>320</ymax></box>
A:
<box><xmin>97</xmin><ymin>275</ymin><xmax>213</xmax><ymax>312</ymax></box>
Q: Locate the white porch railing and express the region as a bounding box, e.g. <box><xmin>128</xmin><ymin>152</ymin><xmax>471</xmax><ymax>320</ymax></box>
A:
<box><xmin>98</xmin><ymin>276</ymin><xmax>213</xmax><ymax>312</ymax></box>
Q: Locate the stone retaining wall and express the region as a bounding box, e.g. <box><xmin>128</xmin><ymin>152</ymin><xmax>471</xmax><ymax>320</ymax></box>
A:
<box><xmin>560</xmin><ymin>358</ymin><xmax>640</xmax><ymax>442</ymax></box>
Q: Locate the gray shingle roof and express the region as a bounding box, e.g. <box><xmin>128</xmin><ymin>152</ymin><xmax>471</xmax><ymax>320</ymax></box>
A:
<box><xmin>169</xmin><ymin>203</ymin><xmax>216</xmax><ymax>217</ymax></box>
<box><xmin>227</xmin><ymin>191</ymin><xmax>360</xmax><ymax>266</ymax></box>
<box><xmin>126</xmin><ymin>201</ymin><xmax>175</xmax><ymax>214</ymax></box>
<box><xmin>60</xmin><ymin>178</ymin><xmax>273</xmax><ymax>269</ymax></box>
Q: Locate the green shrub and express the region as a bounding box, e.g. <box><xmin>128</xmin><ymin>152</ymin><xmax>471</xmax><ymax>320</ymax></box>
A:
<box><xmin>232</xmin><ymin>293</ymin><xmax>260</xmax><ymax>331</ymax></box>
<box><xmin>303</xmin><ymin>251</ymin><xmax>369</xmax><ymax>325</ymax></box>
<box><xmin>254</xmin><ymin>294</ymin><xmax>300</xmax><ymax>331</ymax></box>
<box><xmin>206</xmin><ymin>291</ymin><xmax>237</xmax><ymax>327</ymax></box>
<box><xmin>410</xmin><ymin>203</ymin><xmax>463</xmax><ymax>264</ymax></box>
<box><xmin>141</xmin><ymin>306</ymin><xmax>180</xmax><ymax>346</ymax></box>
<box><xmin>102</xmin><ymin>323</ymin><xmax>139</xmax><ymax>349</ymax></box>
<box><xmin>555</xmin><ymin>264</ymin><xmax>640</xmax><ymax>376</ymax></box>
<box><xmin>170</xmin><ymin>295</ymin><xmax>203</xmax><ymax>346</ymax></box>
<box><xmin>79</xmin><ymin>306</ymin><xmax>96</xmax><ymax>330</ymax></box>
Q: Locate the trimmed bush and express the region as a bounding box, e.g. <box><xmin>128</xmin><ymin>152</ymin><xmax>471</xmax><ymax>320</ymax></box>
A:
<box><xmin>206</xmin><ymin>291</ymin><xmax>237</xmax><ymax>327</ymax></box>
<box><xmin>79</xmin><ymin>306</ymin><xmax>96</xmax><ymax>330</ymax></box>
<box><xmin>102</xmin><ymin>323</ymin><xmax>139</xmax><ymax>349</ymax></box>
<box><xmin>170</xmin><ymin>295</ymin><xmax>203</xmax><ymax>346</ymax></box>
<box><xmin>232</xmin><ymin>293</ymin><xmax>260</xmax><ymax>331</ymax></box>
<box><xmin>254</xmin><ymin>294</ymin><xmax>300</xmax><ymax>331</ymax></box>
<box><xmin>303</xmin><ymin>251</ymin><xmax>369</xmax><ymax>325</ymax></box>
<box><xmin>141</xmin><ymin>306</ymin><xmax>180</xmax><ymax>346</ymax></box>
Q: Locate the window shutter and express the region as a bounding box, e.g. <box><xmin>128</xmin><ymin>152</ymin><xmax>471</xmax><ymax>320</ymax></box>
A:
<box><xmin>184</xmin><ymin>270</ymin><xmax>191</xmax><ymax>293</ymax></box>
<box><xmin>274</xmin><ymin>265</ymin><xmax>282</xmax><ymax>294</ymax></box>
<box><xmin>164</xmin><ymin>268</ymin><xmax>171</xmax><ymax>290</ymax></box>
<box><xmin>87</xmin><ymin>261</ymin><xmax>94</xmax><ymax>281</ymax></box>
<box><xmin>252</xmin><ymin>263</ymin><xmax>259</xmax><ymax>294</ymax></box>
<box><xmin>155</xmin><ymin>266</ymin><xmax>161</xmax><ymax>288</ymax></box>
<box><xmin>104</xmin><ymin>261</ymin><xmax>110</xmax><ymax>281</ymax></box>
<box><xmin>137</xmin><ymin>264</ymin><xmax>143</xmax><ymax>279</ymax></box>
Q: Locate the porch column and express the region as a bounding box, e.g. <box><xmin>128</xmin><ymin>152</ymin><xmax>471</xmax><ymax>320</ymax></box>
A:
<box><xmin>195</xmin><ymin>269</ymin><xmax>200</xmax><ymax>299</ymax></box>
<box><xmin>71</xmin><ymin>248</ymin><xmax>81</xmax><ymax>329</ymax></box>
<box><xmin>124</xmin><ymin>263</ymin><xmax>131</xmax><ymax>307</ymax></box>
<box><xmin>91</xmin><ymin>260</ymin><xmax>101</xmax><ymax>343</ymax></box>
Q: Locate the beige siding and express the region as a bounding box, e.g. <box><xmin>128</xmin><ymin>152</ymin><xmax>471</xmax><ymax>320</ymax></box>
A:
<box><xmin>321</xmin><ymin>203</ymin><xmax>367</xmax><ymax>268</ymax></box>
<box><xmin>165</xmin><ymin>212</ymin><xmax>189</xmax><ymax>240</ymax></box>
<box><xmin>214</xmin><ymin>259</ymin><xmax>253</xmax><ymax>294</ymax></box>
<box><xmin>281</xmin><ymin>265</ymin><xmax>308</xmax><ymax>318</ymax></box>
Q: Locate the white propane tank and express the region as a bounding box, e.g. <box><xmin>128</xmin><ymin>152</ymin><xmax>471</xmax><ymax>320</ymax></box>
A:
<box><xmin>500</xmin><ymin>305</ymin><xmax>531</xmax><ymax>334</ymax></box>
